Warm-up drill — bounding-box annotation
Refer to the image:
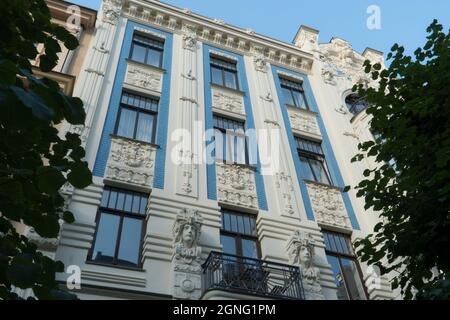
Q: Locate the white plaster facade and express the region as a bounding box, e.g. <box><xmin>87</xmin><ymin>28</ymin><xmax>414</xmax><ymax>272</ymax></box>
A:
<box><xmin>42</xmin><ymin>0</ymin><xmax>399</xmax><ymax>300</ymax></box>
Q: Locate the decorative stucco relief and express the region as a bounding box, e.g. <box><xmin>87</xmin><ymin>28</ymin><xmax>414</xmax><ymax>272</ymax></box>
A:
<box><xmin>216</xmin><ymin>162</ymin><xmax>257</xmax><ymax>209</ymax></box>
<box><xmin>105</xmin><ymin>136</ymin><xmax>156</xmax><ymax>188</ymax></box>
<box><xmin>102</xmin><ymin>0</ymin><xmax>123</xmax><ymax>25</ymax></box>
<box><xmin>172</xmin><ymin>208</ymin><xmax>203</xmax><ymax>299</ymax></box>
<box><xmin>287</xmin><ymin>107</ymin><xmax>321</xmax><ymax>137</ymax></box>
<box><xmin>275</xmin><ymin>172</ymin><xmax>295</xmax><ymax>215</ymax></box>
<box><xmin>125</xmin><ymin>62</ymin><xmax>163</xmax><ymax>92</ymax></box>
<box><xmin>286</xmin><ymin>230</ymin><xmax>324</xmax><ymax>300</ymax></box>
<box><xmin>211</xmin><ymin>87</ymin><xmax>245</xmax><ymax>116</ymax></box>
<box><xmin>305</xmin><ymin>181</ymin><xmax>352</xmax><ymax>230</ymax></box>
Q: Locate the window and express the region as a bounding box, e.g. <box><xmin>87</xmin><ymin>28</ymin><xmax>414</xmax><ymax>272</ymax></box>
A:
<box><xmin>115</xmin><ymin>92</ymin><xmax>158</xmax><ymax>143</ymax></box>
<box><xmin>210</xmin><ymin>56</ymin><xmax>239</xmax><ymax>90</ymax></box>
<box><xmin>323</xmin><ymin>231</ymin><xmax>367</xmax><ymax>300</ymax></box>
<box><xmin>296</xmin><ymin>137</ymin><xmax>332</xmax><ymax>185</ymax></box>
<box><xmin>130</xmin><ymin>33</ymin><xmax>164</xmax><ymax>68</ymax></box>
<box><xmin>220</xmin><ymin>210</ymin><xmax>259</xmax><ymax>259</ymax></box>
<box><xmin>213</xmin><ymin>115</ymin><xmax>248</xmax><ymax>165</ymax></box>
<box><xmin>89</xmin><ymin>187</ymin><xmax>148</xmax><ymax>268</ymax></box>
<box><xmin>280</xmin><ymin>77</ymin><xmax>309</xmax><ymax>110</ymax></box>
<box><xmin>345</xmin><ymin>94</ymin><xmax>368</xmax><ymax>116</ymax></box>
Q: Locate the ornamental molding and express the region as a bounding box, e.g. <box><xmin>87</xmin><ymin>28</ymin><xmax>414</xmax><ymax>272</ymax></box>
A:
<box><xmin>276</xmin><ymin>70</ymin><xmax>304</xmax><ymax>83</ymax></box>
<box><xmin>209</xmin><ymin>49</ymin><xmax>238</xmax><ymax>62</ymax></box>
<box><xmin>121</xmin><ymin>0</ymin><xmax>314</xmax><ymax>74</ymax></box>
<box><xmin>305</xmin><ymin>181</ymin><xmax>352</xmax><ymax>230</ymax></box>
<box><xmin>172</xmin><ymin>208</ymin><xmax>203</xmax><ymax>299</ymax></box>
<box><xmin>286</xmin><ymin>230</ymin><xmax>324</xmax><ymax>300</ymax></box>
<box><xmin>287</xmin><ymin>107</ymin><xmax>321</xmax><ymax>138</ymax></box>
<box><xmin>211</xmin><ymin>86</ymin><xmax>245</xmax><ymax>116</ymax></box>
<box><xmin>182</xmin><ymin>23</ymin><xmax>198</xmax><ymax>51</ymax></box>
<box><xmin>125</xmin><ymin>61</ymin><xmax>163</xmax><ymax>92</ymax></box>
<box><xmin>216</xmin><ymin>162</ymin><xmax>258</xmax><ymax>210</ymax></box>
<box><xmin>102</xmin><ymin>0</ymin><xmax>124</xmax><ymax>25</ymax></box>
<box><xmin>105</xmin><ymin>136</ymin><xmax>157</xmax><ymax>189</ymax></box>
<box><xmin>134</xmin><ymin>26</ymin><xmax>166</xmax><ymax>39</ymax></box>
<box><xmin>275</xmin><ymin>171</ymin><xmax>295</xmax><ymax>215</ymax></box>
<box><xmin>316</xmin><ymin>38</ymin><xmax>383</xmax><ymax>87</ymax></box>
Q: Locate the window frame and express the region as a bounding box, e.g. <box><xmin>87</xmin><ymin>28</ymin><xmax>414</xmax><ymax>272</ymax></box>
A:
<box><xmin>114</xmin><ymin>92</ymin><xmax>159</xmax><ymax>144</ymax></box>
<box><xmin>296</xmin><ymin>137</ymin><xmax>332</xmax><ymax>185</ymax></box>
<box><xmin>220</xmin><ymin>210</ymin><xmax>261</xmax><ymax>259</ymax></box>
<box><xmin>279</xmin><ymin>77</ymin><xmax>309</xmax><ymax>110</ymax></box>
<box><xmin>322</xmin><ymin>230</ymin><xmax>369</xmax><ymax>300</ymax></box>
<box><xmin>213</xmin><ymin>115</ymin><xmax>249</xmax><ymax>165</ymax></box>
<box><xmin>210</xmin><ymin>55</ymin><xmax>240</xmax><ymax>90</ymax></box>
<box><xmin>87</xmin><ymin>187</ymin><xmax>148</xmax><ymax>269</ymax></box>
<box><xmin>345</xmin><ymin>94</ymin><xmax>368</xmax><ymax>117</ymax></box>
<box><xmin>129</xmin><ymin>33</ymin><xmax>164</xmax><ymax>68</ymax></box>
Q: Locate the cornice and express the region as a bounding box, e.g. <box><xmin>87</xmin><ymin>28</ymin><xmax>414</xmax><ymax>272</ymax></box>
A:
<box><xmin>46</xmin><ymin>0</ymin><xmax>97</xmax><ymax>30</ymax></box>
<box><xmin>120</xmin><ymin>0</ymin><xmax>314</xmax><ymax>74</ymax></box>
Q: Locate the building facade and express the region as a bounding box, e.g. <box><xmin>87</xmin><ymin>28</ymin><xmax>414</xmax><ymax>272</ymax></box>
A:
<box><xmin>50</xmin><ymin>0</ymin><xmax>397</xmax><ymax>300</ymax></box>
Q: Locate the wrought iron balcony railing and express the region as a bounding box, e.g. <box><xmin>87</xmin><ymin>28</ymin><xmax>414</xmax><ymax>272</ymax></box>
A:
<box><xmin>202</xmin><ymin>251</ymin><xmax>305</xmax><ymax>300</ymax></box>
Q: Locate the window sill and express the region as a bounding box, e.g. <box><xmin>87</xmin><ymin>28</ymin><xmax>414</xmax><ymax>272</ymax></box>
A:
<box><xmin>286</xmin><ymin>104</ymin><xmax>317</xmax><ymax>115</ymax></box>
<box><xmin>210</xmin><ymin>82</ymin><xmax>246</xmax><ymax>96</ymax></box>
<box><xmin>110</xmin><ymin>134</ymin><xmax>160</xmax><ymax>149</ymax></box>
<box><xmin>125</xmin><ymin>58</ymin><xmax>166</xmax><ymax>74</ymax></box>
<box><xmin>85</xmin><ymin>260</ymin><xmax>146</xmax><ymax>272</ymax></box>
<box><xmin>303</xmin><ymin>179</ymin><xmax>342</xmax><ymax>191</ymax></box>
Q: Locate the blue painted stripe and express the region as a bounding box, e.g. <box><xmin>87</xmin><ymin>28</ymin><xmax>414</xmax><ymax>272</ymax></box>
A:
<box><xmin>203</xmin><ymin>45</ymin><xmax>268</xmax><ymax>210</ymax></box>
<box><xmin>92</xmin><ymin>21</ymin><xmax>173</xmax><ymax>191</ymax></box>
<box><xmin>271</xmin><ymin>65</ymin><xmax>360</xmax><ymax>229</ymax></box>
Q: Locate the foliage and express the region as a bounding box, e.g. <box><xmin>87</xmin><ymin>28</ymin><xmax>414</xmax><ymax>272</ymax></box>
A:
<box><xmin>351</xmin><ymin>20</ymin><xmax>450</xmax><ymax>299</ymax></box>
<box><xmin>0</xmin><ymin>0</ymin><xmax>92</xmax><ymax>299</ymax></box>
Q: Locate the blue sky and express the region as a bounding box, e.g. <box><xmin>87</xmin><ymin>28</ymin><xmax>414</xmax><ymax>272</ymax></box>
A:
<box><xmin>72</xmin><ymin>0</ymin><xmax>449</xmax><ymax>59</ymax></box>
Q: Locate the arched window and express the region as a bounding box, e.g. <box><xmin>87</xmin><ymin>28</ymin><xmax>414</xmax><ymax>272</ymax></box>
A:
<box><xmin>345</xmin><ymin>94</ymin><xmax>368</xmax><ymax>116</ymax></box>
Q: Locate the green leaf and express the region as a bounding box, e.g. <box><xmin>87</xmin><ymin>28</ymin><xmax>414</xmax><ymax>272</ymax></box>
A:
<box><xmin>0</xmin><ymin>60</ymin><xmax>18</xmax><ymax>86</ymax></box>
<box><xmin>67</xmin><ymin>162</ymin><xmax>92</xmax><ymax>188</ymax></box>
<box><xmin>36</xmin><ymin>166</ymin><xmax>66</xmax><ymax>194</ymax></box>
<box><xmin>62</xmin><ymin>211</ymin><xmax>75</xmax><ymax>224</ymax></box>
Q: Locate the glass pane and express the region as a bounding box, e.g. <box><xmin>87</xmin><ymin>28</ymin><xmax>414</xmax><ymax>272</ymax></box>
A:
<box><xmin>230</xmin><ymin>214</ymin><xmax>238</xmax><ymax>233</ymax></box>
<box><xmin>92</xmin><ymin>213</ymin><xmax>120</xmax><ymax>264</ymax></box>
<box><xmin>224</xmin><ymin>70</ymin><xmax>237</xmax><ymax>89</ymax></box>
<box><xmin>132</xmin><ymin>194</ymin><xmax>141</xmax><ymax>214</ymax></box>
<box><xmin>131</xmin><ymin>43</ymin><xmax>146</xmax><ymax>64</ymax></box>
<box><xmin>136</xmin><ymin>113</ymin><xmax>154</xmax><ymax>143</ymax></box>
<box><xmin>100</xmin><ymin>189</ymin><xmax>109</xmax><ymax>207</ymax></box>
<box><xmin>299</xmin><ymin>156</ymin><xmax>315</xmax><ymax>181</ymax></box>
<box><xmin>243</xmin><ymin>216</ymin><xmax>251</xmax><ymax>236</ymax></box>
<box><xmin>220</xmin><ymin>234</ymin><xmax>237</xmax><ymax>255</ymax></box>
<box><xmin>147</xmin><ymin>48</ymin><xmax>162</xmax><ymax>67</ymax></box>
<box><xmin>117</xmin><ymin>108</ymin><xmax>136</xmax><ymax>139</ymax></box>
<box><xmin>241</xmin><ymin>239</ymin><xmax>258</xmax><ymax>259</ymax></box>
<box><xmin>282</xmin><ymin>87</ymin><xmax>295</xmax><ymax>106</ymax></box>
<box><xmin>235</xmin><ymin>135</ymin><xmax>246</xmax><ymax>164</ymax></box>
<box><xmin>340</xmin><ymin>258</ymin><xmax>367</xmax><ymax>300</ymax></box>
<box><xmin>124</xmin><ymin>192</ymin><xmax>133</xmax><ymax>212</ymax></box>
<box><xmin>117</xmin><ymin>217</ymin><xmax>143</xmax><ymax>267</ymax></box>
<box><xmin>214</xmin><ymin>130</ymin><xmax>224</xmax><ymax>160</ymax></box>
<box><xmin>237</xmin><ymin>215</ymin><xmax>245</xmax><ymax>234</ymax></box>
<box><xmin>292</xmin><ymin>90</ymin><xmax>307</xmax><ymax>109</ymax></box>
<box><xmin>139</xmin><ymin>196</ymin><xmax>147</xmax><ymax>214</ymax></box>
<box><xmin>116</xmin><ymin>192</ymin><xmax>125</xmax><ymax>211</ymax></box>
<box><xmin>326</xmin><ymin>255</ymin><xmax>349</xmax><ymax>300</ymax></box>
<box><xmin>211</xmin><ymin>66</ymin><xmax>223</xmax><ymax>86</ymax></box>
<box><xmin>310</xmin><ymin>159</ymin><xmax>331</xmax><ymax>184</ymax></box>
<box><xmin>108</xmin><ymin>190</ymin><xmax>117</xmax><ymax>209</ymax></box>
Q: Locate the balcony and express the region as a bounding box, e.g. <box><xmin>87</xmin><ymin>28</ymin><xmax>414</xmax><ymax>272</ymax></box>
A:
<box><xmin>201</xmin><ymin>251</ymin><xmax>305</xmax><ymax>300</ymax></box>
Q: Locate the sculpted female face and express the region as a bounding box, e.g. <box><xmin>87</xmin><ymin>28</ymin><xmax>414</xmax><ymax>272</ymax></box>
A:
<box><xmin>182</xmin><ymin>224</ymin><xmax>196</xmax><ymax>247</ymax></box>
<box><xmin>299</xmin><ymin>245</ymin><xmax>312</xmax><ymax>266</ymax></box>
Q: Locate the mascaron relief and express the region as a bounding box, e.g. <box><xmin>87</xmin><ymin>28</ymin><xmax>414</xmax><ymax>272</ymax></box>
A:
<box><xmin>106</xmin><ymin>136</ymin><xmax>156</xmax><ymax>188</ymax></box>
<box><xmin>216</xmin><ymin>162</ymin><xmax>257</xmax><ymax>209</ymax></box>
<box><xmin>305</xmin><ymin>181</ymin><xmax>352</xmax><ymax>230</ymax></box>
<box><xmin>172</xmin><ymin>208</ymin><xmax>203</xmax><ymax>299</ymax></box>
<box><xmin>287</xmin><ymin>230</ymin><xmax>323</xmax><ymax>300</ymax></box>
<box><xmin>211</xmin><ymin>87</ymin><xmax>245</xmax><ymax>116</ymax></box>
<box><xmin>102</xmin><ymin>0</ymin><xmax>123</xmax><ymax>25</ymax></box>
<box><xmin>287</xmin><ymin>107</ymin><xmax>321</xmax><ymax>137</ymax></box>
<box><xmin>125</xmin><ymin>62</ymin><xmax>162</xmax><ymax>92</ymax></box>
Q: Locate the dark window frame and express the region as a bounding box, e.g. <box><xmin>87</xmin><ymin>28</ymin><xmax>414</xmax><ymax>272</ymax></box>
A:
<box><xmin>210</xmin><ymin>55</ymin><xmax>240</xmax><ymax>90</ymax></box>
<box><xmin>87</xmin><ymin>187</ymin><xmax>148</xmax><ymax>269</ymax></box>
<box><xmin>345</xmin><ymin>94</ymin><xmax>368</xmax><ymax>117</ymax></box>
<box><xmin>213</xmin><ymin>115</ymin><xmax>249</xmax><ymax>165</ymax></box>
<box><xmin>322</xmin><ymin>230</ymin><xmax>369</xmax><ymax>300</ymax></box>
<box><xmin>114</xmin><ymin>91</ymin><xmax>159</xmax><ymax>144</ymax></box>
<box><xmin>129</xmin><ymin>33</ymin><xmax>164</xmax><ymax>68</ymax></box>
<box><xmin>220</xmin><ymin>210</ymin><xmax>261</xmax><ymax>259</ymax></box>
<box><xmin>296</xmin><ymin>137</ymin><xmax>332</xmax><ymax>185</ymax></box>
<box><xmin>279</xmin><ymin>77</ymin><xmax>309</xmax><ymax>110</ymax></box>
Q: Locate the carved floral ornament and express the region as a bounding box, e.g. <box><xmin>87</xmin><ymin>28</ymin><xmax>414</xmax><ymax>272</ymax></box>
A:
<box><xmin>182</xmin><ymin>24</ymin><xmax>198</xmax><ymax>51</ymax></box>
<box><xmin>121</xmin><ymin>2</ymin><xmax>314</xmax><ymax>73</ymax></box>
